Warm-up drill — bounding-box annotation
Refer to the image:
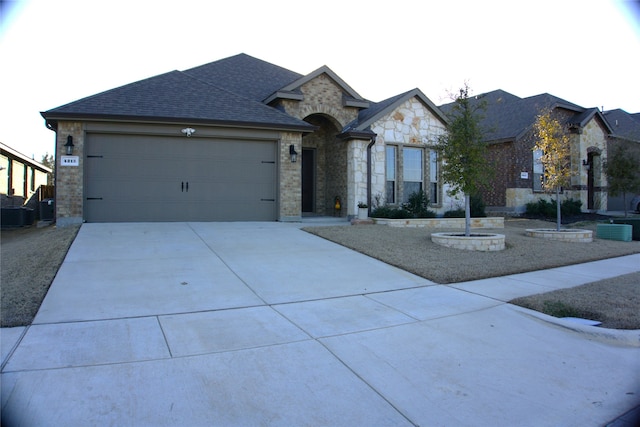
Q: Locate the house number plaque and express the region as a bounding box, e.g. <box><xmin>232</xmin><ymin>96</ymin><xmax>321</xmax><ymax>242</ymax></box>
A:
<box><xmin>61</xmin><ymin>156</ymin><xmax>79</xmax><ymax>166</ymax></box>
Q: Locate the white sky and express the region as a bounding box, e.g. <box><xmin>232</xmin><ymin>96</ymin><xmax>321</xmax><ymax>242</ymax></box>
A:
<box><xmin>1</xmin><ymin>0</ymin><xmax>639</xmax><ymax>161</ymax></box>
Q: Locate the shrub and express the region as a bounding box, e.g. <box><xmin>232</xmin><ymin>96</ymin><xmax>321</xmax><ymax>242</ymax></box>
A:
<box><xmin>402</xmin><ymin>190</ymin><xmax>436</xmax><ymax>218</ymax></box>
<box><xmin>443</xmin><ymin>209</ymin><xmax>465</xmax><ymax>218</ymax></box>
<box><xmin>470</xmin><ymin>194</ymin><xmax>487</xmax><ymax>217</ymax></box>
<box><xmin>371</xmin><ymin>190</ymin><xmax>435</xmax><ymax>219</ymax></box>
<box><xmin>525</xmin><ymin>198</ymin><xmax>582</xmax><ymax>218</ymax></box>
<box><xmin>371</xmin><ymin>205</ymin><xmax>412</xmax><ymax>219</ymax></box>
<box><xmin>561</xmin><ymin>198</ymin><xmax>582</xmax><ymax>216</ymax></box>
<box><xmin>443</xmin><ymin>195</ymin><xmax>486</xmax><ymax>218</ymax></box>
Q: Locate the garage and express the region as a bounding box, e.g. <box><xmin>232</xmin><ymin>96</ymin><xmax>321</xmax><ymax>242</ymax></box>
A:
<box><xmin>84</xmin><ymin>134</ymin><xmax>277</xmax><ymax>222</ymax></box>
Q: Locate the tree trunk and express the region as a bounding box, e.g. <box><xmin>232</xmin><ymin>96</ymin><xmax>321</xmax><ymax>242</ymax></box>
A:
<box><xmin>556</xmin><ymin>187</ymin><xmax>561</xmax><ymax>231</ymax></box>
<box><xmin>465</xmin><ymin>193</ymin><xmax>471</xmax><ymax>236</ymax></box>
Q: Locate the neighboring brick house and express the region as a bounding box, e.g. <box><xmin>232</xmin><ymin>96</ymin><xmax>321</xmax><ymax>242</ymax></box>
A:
<box><xmin>603</xmin><ymin>108</ymin><xmax>640</xmax><ymax>211</ymax></box>
<box><xmin>42</xmin><ymin>53</ymin><xmax>451</xmax><ymax>225</ymax></box>
<box><xmin>440</xmin><ymin>90</ymin><xmax>613</xmax><ymax>213</ymax></box>
<box><xmin>1</xmin><ymin>142</ymin><xmax>52</xmax><ymax>208</ymax></box>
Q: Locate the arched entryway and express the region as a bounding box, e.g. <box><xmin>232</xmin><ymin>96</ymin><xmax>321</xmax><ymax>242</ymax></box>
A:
<box><xmin>301</xmin><ymin>114</ymin><xmax>344</xmax><ymax>216</ymax></box>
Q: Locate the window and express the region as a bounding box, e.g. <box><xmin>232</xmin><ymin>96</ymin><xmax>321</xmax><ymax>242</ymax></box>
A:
<box><xmin>533</xmin><ymin>149</ymin><xmax>544</xmax><ymax>191</ymax></box>
<box><xmin>403</xmin><ymin>147</ymin><xmax>423</xmax><ymax>203</ymax></box>
<box><xmin>386</xmin><ymin>146</ymin><xmax>396</xmax><ymax>203</ymax></box>
<box><xmin>429</xmin><ymin>149</ymin><xmax>438</xmax><ymax>204</ymax></box>
<box><xmin>30</xmin><ymin>168</ymin><xmax>35</xmax><ymax>192</ymax></box>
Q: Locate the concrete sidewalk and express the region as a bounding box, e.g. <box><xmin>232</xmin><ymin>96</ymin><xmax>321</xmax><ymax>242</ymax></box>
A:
<box><xmin>2</xmin><ymin>222</ymin><xmax>639</xmax><ymax>426</ymax></box>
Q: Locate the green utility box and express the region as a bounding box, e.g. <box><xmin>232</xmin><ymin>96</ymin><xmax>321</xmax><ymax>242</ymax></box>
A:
<box><xmin>596</xmin><ymin>224</ymin><xmax>633</xmax><ymax>242</ymax></box>
<box><xmin>611</xmin><ymin>219</ymin><xmax>640</xmax><ymax>241</ymax></box>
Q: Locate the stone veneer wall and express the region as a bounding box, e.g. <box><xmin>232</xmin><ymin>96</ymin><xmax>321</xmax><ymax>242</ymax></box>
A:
<box><xmin>279</xmin><ymin>132</ymin><xmax>302</xmax><ymax>221</ymax></box>
<box><xmin>277</xmin><ymin>74</ymin><xmax>361</xmax><ymax>216</ymax></box>
<box><xmin>278</xmin><ymin>75</ymin><xmax>359</xmax><ymax>129</ymax></box>
<box><xmin>369</xmin><ymin>97</ymin><xmax>449</xmax><ymax>212</ymax></box>
<box><xmin>55</xmin><ymin>121</ymin><xmax>84</xmax><ymax>226</ymax></box>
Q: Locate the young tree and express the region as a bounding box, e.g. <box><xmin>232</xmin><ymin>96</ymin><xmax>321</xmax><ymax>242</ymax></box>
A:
<box><xmin>437</xmin><ymin>84</ymin><xmax>490</xmax><ymax>236</ymax></box>
<box><xmin>603</xmin><ymin>144</ymin><xmax>640</xmax><ymax>217</ymax></box>
<box><xmin>533</xmin><ymin>109</ymin><xmax>572</xmax><ymax>231</ymax></box>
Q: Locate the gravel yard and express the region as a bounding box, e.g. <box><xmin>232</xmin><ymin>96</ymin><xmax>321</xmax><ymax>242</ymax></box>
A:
<box><xmin>304</xmin><ymin>218</ymin><xmax>640</xmax><ymax>329</ymax></box>
<box><xmin>1</xmin><ymin>218</ymin><xmax>639</xmax><ymax>329</ymax></box>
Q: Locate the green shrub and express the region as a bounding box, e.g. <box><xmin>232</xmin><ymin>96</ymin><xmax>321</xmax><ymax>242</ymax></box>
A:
<box><xmin>561</xmin><ymin>198</ymin><xmax>582</xmax><ymax>216</ymax></box>
<box><xmin>370</xmin><ymin>205</ymin><xmax>412</xmax><ymax>219</ymax></box>
<box><xmin>371</xmin><ymin>190</ymin><xmax>435</xmax><ymax>219</ymax></box>
<box><xmin>443</xmin><ymin>209</ymin><xmax>465</xmax><ymax>218</ymax></box>
<box><xmin>443</xmin><ymin>195</ymin><xmax>486</xmax><ymax>218</ymax></box>
<box><xmin>525</xmin><ymin>198</ymin><xmax>582</xmax><ymax>218</ymax></box>
<box><xmin>470</xmin><ymin>194</ymin><xmax>487</xmax><ymax>217</ymax></box>
<box><xmin>402</xmin><ymin>190</ymin><xmax>436</xmax><ymax>218</ymax></box>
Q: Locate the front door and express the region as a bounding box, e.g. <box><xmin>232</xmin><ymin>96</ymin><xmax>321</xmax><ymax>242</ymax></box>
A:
<box><xmin>587</xmin><ymin>152</ymin><xmax>594</xmax><ymax>210</ymax></box>
<box><xmin>302</xmin><ymin>148</ymin><xmax>315</xmax><ymax>213</ymax></box>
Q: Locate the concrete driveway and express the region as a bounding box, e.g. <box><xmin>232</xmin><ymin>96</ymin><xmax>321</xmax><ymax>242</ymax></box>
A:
<box><xmin>2</xmin><ymin>222</ymin><xmax>639</xmax><ymax>426</ymax></box>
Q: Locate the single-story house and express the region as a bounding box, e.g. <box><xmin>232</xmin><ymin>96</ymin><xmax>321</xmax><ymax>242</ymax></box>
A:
<box><xmin>1</xmin><ymin>142</ymin><xmax>52</xmax><ymax>207</ymax></box>
<box><xmin>602</xmin><ymin>108</ymin><xmax>640</xmax><ymax>212</ymax></box>
<box><xmin>42</xmin><ymin>53</ymin><xmax>453</xmax><ymax>225</ymax></box>
<box><xmin>440</xmin><ymin>90</ymin><xmax>613</xmax><ymax>213</ymax></box>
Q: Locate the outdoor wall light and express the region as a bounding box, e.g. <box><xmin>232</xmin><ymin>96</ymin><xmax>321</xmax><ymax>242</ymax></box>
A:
<box><xmin>181</xmin><ymin>127</ymin><xmax>196</xmax><ymax>137</ymax></box>
<box><xmin>289</xmin><ymin>144</ymin><xmax>298</xmax><ymax>163</ymax></box>
<box><xmin>64</xmin><ymin>135</ymin><xmax>74</xmax><ymax>155</ymax></box>
<box><xmin>582</xmin><ymin>159</ymin><xmax>590</xmax><ymax>170</ymax></box>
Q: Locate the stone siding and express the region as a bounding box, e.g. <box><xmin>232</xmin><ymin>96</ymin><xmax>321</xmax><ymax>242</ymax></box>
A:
<box><xmin>369</xmin><ymin>97</ymin><xmax>449</xmax><ymax>212</ymax></box>
<box><xmin>278</xmin><ymin>74</ymin><xmax>359</xmax><ymax>128</ymax></box>
<box><xmin>279</xmin><ymin>132</ymin><xmax>302</xmax><ymax>221</ymax></box>
<box><xmin>373</xmin><ymin>217</ymin><xmax>504</xmax><ymax>229</ymax></box>
<box><xmin>55</xmin><ymin>121</ymin><xmax>84</xmax><ymax>226</ymax></box>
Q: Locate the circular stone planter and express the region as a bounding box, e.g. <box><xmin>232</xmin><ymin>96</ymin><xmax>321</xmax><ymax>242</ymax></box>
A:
<box><xmin>431</xmin><ymin>232</ymin><xmax>505</xmax><ymax>251</ymax></box>
<box><xmin>526</xmin><ymin>229</ymin><xmax>593</xmax><ymax>243</ymax></box>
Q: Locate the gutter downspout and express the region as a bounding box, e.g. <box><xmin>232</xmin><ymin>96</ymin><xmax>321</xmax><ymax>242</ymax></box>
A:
<box><xmin>366</xmin><ymin>135</ymin><xmax>377</xmax><ymax>215</ymax></box>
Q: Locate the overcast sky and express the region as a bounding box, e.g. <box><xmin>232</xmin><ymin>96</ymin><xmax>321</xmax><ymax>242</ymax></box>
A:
<box><xmin>1</xmin><ymin>0</ymin><xmax>639</xmax><ymax>161</ymax></box>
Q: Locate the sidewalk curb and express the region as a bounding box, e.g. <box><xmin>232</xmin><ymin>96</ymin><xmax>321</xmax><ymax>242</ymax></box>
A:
<box><xmin>510</xmin><ymin>305</ymin><xmax>640</xmax><ymax>348</ymax></box>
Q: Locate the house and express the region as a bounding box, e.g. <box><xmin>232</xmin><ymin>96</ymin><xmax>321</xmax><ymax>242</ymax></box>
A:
<box><xmin>1</xmin><ymin>142</ymin><xmax>52</xmax><ymax>208</ymax></box>
<box><xmin>41</xmin><ymin>53</ymin><xmax>451</xmax><ymax>225</ymax></box>
<box><xmin>439</xmin><ymin>90</ymin><xmax>613</xmax><ymax>213</ymax></box>
<box><xmin>602</xmin><ymin>108</ymin><xmax>640</xmax><ymax>211</ymax></box>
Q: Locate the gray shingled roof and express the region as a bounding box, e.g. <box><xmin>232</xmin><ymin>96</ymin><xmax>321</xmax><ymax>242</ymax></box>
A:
<box><xmin>184</xmin><ymin>54</ymin><xmax>303</xmax><ymax>102</ymax></box>
<box><xmin>42</xmin><ymin>54</ymin><xmax>313</xmax><ymax>131</ymax></box>
<box><xmin>604</xmin><ymin>109</ymin><xmax>640</xmax><ymax>142</ymax></box>
<box><xmin>439</xmin><ymin>90</ymin><xmax>598</xmax><ymax>142</ymax></box>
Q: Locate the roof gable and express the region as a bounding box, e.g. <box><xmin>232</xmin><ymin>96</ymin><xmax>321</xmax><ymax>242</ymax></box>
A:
<box><xmin>264</xmin><ymin>65</ymin><xmax>369</xmax><ymax>108</ymax></box>
<box><xmin>347</xmin><ymin>88</ymin><xmax>448</xmax><ymax>132</ymax></box>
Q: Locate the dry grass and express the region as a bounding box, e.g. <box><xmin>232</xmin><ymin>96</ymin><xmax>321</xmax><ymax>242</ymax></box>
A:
<box><xmin>1</xmin><ymin>224</ymin><xmax>80</xmax><ymax>327</ymax></box>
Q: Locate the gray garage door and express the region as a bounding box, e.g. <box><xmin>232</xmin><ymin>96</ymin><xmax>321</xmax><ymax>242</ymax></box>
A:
<box><xmin>84</xmin><ymin>134</ymin><xmax>277</xmax><ymax>222</ymax></box>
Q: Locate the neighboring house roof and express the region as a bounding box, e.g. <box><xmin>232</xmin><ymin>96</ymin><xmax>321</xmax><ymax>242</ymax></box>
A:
<box><xmin>0</xmin><ymin>142</ymin><xmax>52</xmax><ymax>173</ymax></box>
<box><xmin>603</xmin><ymin>109</ymin><xmax>640</xmax><ymax>142</ymax></box>
<box><xmin>439</xmin><ymin>89</ymin><xmax>610</xmax><ymax>142</ymax></box>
